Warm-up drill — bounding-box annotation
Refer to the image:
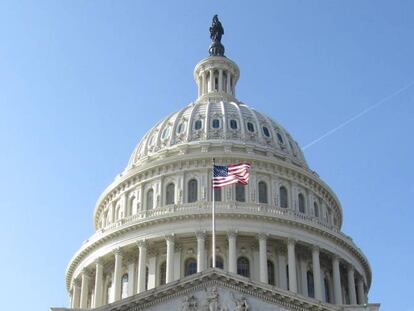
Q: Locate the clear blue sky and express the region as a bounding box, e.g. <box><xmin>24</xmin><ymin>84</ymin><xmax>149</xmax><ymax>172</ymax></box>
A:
<box><xmin>0</xmin><ymin>1</ymin><xmax>413</xmax><ymax>310</ymax></box>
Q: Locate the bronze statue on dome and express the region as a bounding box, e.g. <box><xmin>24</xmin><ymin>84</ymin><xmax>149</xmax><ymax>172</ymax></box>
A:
<box><xmin>208</xmin><ymin>15</ymin><xmax>225</xmax><ymax>56</ymax></box>
<box><xmin>210</xmin><ymin>15</ymin><xmax>224</xmax><ymax>42</ymax></box>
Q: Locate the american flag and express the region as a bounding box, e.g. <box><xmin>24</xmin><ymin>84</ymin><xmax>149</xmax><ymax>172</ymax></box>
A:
<box><xmin>213</xmin><ymin>163</ymin><xmax>251</xmax><ymax>188</ymax></box>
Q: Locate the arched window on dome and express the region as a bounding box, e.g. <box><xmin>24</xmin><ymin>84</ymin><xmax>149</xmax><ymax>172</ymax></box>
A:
<box><xmin>161</xmin><ymin>127</ymin><xmax>170</xmax><ymax>140</ymax></box>
<box><xmin>237</xmin><ymin>257</ymin><xmax>250</xmax><ymax>277</ymax></box>
<box><xmin>286</xmin><ymin>265</ymin><xmax>290</xmax><ymax>290</ymax></box>
<box><xmin>194</xmin><ymin>119</ymin><xmax>203</xmax><ymax>131</ymax></box>
<box><xmin>258</xmin><ymin>181</ymin><xmax>268</xmax><ymax>204</ymax></box>
<box><xmin>263</xmin><ymin>126</ymin><xmax>271</xmax><ymax>137</ymax></box>
<box><xmin>128</xmin><ymin>196</ymin><xmax>136</xmax><ymax>216</ymax></box>
<box><xmin>267</xmin><ymin>260</ymin><xmax>275</xmax><ymax>285</ymax></box>
<box><xmin>121</xmin><ymin>274</ymin><xmax>128</xmax><ymax>299</ymax></box>
<box><xmin>280</xmin><ymin>186</ymin><xmax>288</xmax><ymax>208</ymax></box>
<box><xmin>247</xmin><ymin>122</ymin><xmax>255</xmax><ymax>132</ymax></box>
<box><xmin>298</xmin><ymin>193</ymin><xmax>306</xmax><ymax>213</ymax></box>
<box><xmin>324</xmin><ymin>277</ymin><xmax>331</xmax><ymax>303</ymax></box>
<box><xmin>307</xmin><ymin>270</ymin><xmax>315</xmax><ymax>298</ymax></box>
<box><xmin>145</xmin><ymin>266</ymin><xmax>149</xmax><ymax>290</ymax></box>
<box><xmin>176</xmin><ymin>122</ymin><xmax>186</xmax><ymax>134</ymax></box>
<box><xmin>314</xmin><ymin>202</ymin><xmax>319</xmax><ymax>218</ymax></box>
<box><xmin>289</xmin><ymin>140</ymin><xmax>297</xmax><ymax>156</ymax></box>
<box><xmin>214</xmin><ymin>187</ymin><xmax>222</xmax><ymax>201</ymax></box>
<box><xmin>212</xmin><ymin>118</ymin><xmax>220</xmax><ymax>129</ymax></box>
<box><xmin>277</xmin><ymin>132</ymin><xmax>284</xmax><ymax>144</ymax></box>
<box><xmin>188</xmin><ymin>179</ymin><xmax>198</xmax><ymax>203</ymax></box>
<box><xmin>209</xmin><ymin>256</ymin><xmax>224</xmax><ymax>269</ymax></box>
<box><xmin>229</xmin><ymin>119</ymin><xmax>238</xmax><ymax>130</ymax></box>
<box><xmin>166</xmin><ymin>183</ymin><xmax>175</xmax><ymax>205</ymax></box>
<box><xmin>184</xmin><ymin>258</ymin><xmax>197</xmax><ymax>276</ymax></box>
<box><xmin>235</xmin><ymin>183</ymin><xmax>246</xmax><ymax>202</ymax></box>
<box><xmin>159</xmin><ymin>261</ymin><xmax>166</xmax><ymax>285</ymax></box>
<box><xmin>106</xmin><ymin>281</ymin><xmax>113</xmax><ymax>304</ymax></box>
<box><xmin>116</xmin><ymin>204</ymin><xmax>123</xmax><ymax>220</ymax></box>
<box><xmin>146</xmin><ymin>189</ymin><xmax>154</xmax><ymax>210</ymax></box>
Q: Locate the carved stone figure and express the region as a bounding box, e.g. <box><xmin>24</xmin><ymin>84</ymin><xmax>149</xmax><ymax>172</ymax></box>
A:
<box><xmin>181</xmin><ymin>295</ymin><xmax>198</xmax><ymax>311</ymax></box>
<box><xmin>232</xmin><ymin>293</ymin><xmax>250</xmax><ymax>311</ymax></box>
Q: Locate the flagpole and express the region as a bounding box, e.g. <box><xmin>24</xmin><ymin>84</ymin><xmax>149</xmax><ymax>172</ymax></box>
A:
<box><xmin>212</xmin><ymin>158</ymin><xmax>216</xmax><ymax>268</ymax></box>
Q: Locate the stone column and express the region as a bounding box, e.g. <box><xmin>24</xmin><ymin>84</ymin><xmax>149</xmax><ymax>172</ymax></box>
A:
<box><xmin>72</xmin><ymin>279</ymin><xmax>81</xmax><ymax>308</ymax></box>
<box><xmin>287</xmin><ymin>239</ymin><xmax>297</xmax><ymax>293</ymax></box>
<box><xmin>196</xmin><ymin>231</ymin><xmax>206</xmax><ymax>272</ymax></box>
<box><xmin>347</xmin><ymin>266</ymin><xmax>357</xmax><ymax>304</ymax></box>
<box><xmin>258</xmin><ymin>234</ymin><xmax>268</xmax><ymax>283</ymax></box>
<box><xmin>357</xmin><ymin>278</ymin><xmax>366</xmax><ymax>304</ymax></box>
<box><xmin>332</xmin><ymin>255</ymin><xmax>343</xmax><ymax>305</ymax></box>
<box><xmin>276</xmin><ymin>246</ymin><xmax>288</xmax><ymax>290</ymax></box>
<box><xmin>201</xmin><ymin>71</ymin><xmax>206</xmax><ymax>95</ymax></box>
<box><xmin>300</xmin><ymin>258</ymin><xmax>308</xmax><ymax>296</ymax></box>
<box><xmin>227</xmin><ymin>231</ymin><xmax>237</xmax><ymax>273</ymax></box>
<box><xmin>226</xmin><ymin>72</ymin><xmax>231</xmax><ymax>94</ymax></box>
<box><xmin>93</xmin><ymin>258</ymin><xmax>103</xmax><ymax>308</ymax></box>
<box><xmin>113</xmin><ymin>248</ymin><xmax>123</xmax><ymax>301</ymax></box>
<box><xmin>137</xmin><ymin>240</ymin><xmax>147</xmax><ymax>293</ymax></box>
<box><xmin>218</xmin><ymin>69</ymin><xmax>223</xmax><ymax>92</ymax></box>
<box><xmin>80</xmin><ymin>269</ymin><xmax>90</xmax><ymax>308</ymax></box>
<box><xmin>197</xmin><ymin>77</ymin><xmax>202</xmax><ymax>97</ymax></box>
<box><xmin>209</xmin><ymin>69</ymin><xmax>214</xmax><ymax>92</ymax></box>
<box><xmin>312</xmin><ymin>246</ymin><xmax>323</xmax><ymax>300</ymax></box>
<box><xmin>165</xmin><ymin>235</ymin><xmax>175</xmax><ymax>283</ymax></box>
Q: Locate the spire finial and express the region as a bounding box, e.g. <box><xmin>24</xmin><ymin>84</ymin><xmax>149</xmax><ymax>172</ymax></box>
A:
<box><xmin>209</xmin><ymin>15</ymin><xmax>225</xmax><ymax>56</ymax></box>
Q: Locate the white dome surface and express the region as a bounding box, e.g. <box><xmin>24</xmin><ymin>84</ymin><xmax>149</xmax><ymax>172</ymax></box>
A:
<box><xmin>127</xmin><ymin>100</ymin><xmax>307</xmax><ymax>171</ymax></box>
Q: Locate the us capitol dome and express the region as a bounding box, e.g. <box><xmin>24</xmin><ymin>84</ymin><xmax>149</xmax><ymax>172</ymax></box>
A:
<box><xmin>54</xmin><ymin>16</ymin><xmax>380</xmax><ymax>311</ymax></box>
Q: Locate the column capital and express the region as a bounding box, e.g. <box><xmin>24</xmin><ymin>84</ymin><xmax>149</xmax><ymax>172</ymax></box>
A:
<box><xmin>95</xmin><ymin>257</ymin><xmax>104</xmax><ymax>266</ymax></box>
<box><xmin>312</xmin><ymin>245</ymin><xmax>320</xmax><ymax>253</ymax></box>
<box><xmin>347</xmin><ymin>264</ymin><xmax>355</xmax><ymax>273</ymax></box>
<box><xmin>136</xmin><ymin>239</ymin><xmax>148</xmax><ymax>248</ymax></box>
<box><xmin>73</xmin><ymin>278</ymin><xmax>81</xmax><ymax>288</ymax></box>
<box><xmin>275</xmin><ymin>245</ymin><xmax>286</xmax><ymax>255</ymax></box>
<box><xmin>113</xmin><ymin>247</ymin><xmax>123</xmax><ymax>257</ymax></box>
<box><xmin>332</xmin><ymin>254</ymin><xmax>340</xmax><ymax>262</ymax></box>
<box><xmin>227</xmin><ymin>230</ymin><xmax>238</xmax><ymax>239</ymax></box>
<box><xmin>287</xmin><ymin>238</ymin><xmax>296</xmax><ymax>246</ymax></box>
<box><xmin>196</xmin><ymin>231</ymin><xmax>206</xmax><ymax>240</ymax></box>
<box><xmin>257</xmin><ymin>233</ymin><xmax>268</xmax><ymax>241</ymax></box>
<box><xmin>81</xmin><ymin>268</ymin><xmax>92</xmax><ymax>279</ymax></box>
<box><xmin>165</xmin><ymin>234</ymin><xmax>175</xmax><ymax>243</ymax></box>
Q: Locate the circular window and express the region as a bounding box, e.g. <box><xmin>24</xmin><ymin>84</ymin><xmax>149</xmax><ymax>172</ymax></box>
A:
<box><xmin>212</xmin><ymin>119</ymin><xmax>220</xmax><ymax>129</ymax></box>
<box><xmin>230</xmin><ymin>119</ymin><xmax>238</xmax><ymax>130</ymax></box>
<box><xmin>263</xmin><ymin>126</ymin><xmax>270</xmax><ymax>137</ymax></box>
<box><xmin>247</xmin><ymin>122</ymin><xmax>255</xmax><ymax>132</ymax></box>
<box><xmin>194</xmin><ymin>120</ymin><xmax>203</xmax><ymax>130</ymax></box>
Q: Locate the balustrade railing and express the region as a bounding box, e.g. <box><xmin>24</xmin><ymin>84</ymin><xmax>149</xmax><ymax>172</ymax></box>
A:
<box><xmin>93</xmin><ymin>201</ymin><xmax>348</xmax><ymax>242</ymax></box>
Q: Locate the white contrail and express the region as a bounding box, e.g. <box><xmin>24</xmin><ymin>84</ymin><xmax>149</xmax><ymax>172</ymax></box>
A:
<box><xmin>302</xmin><ymin>81</ymin><xmax>414</xmax><ymax>150</ymax></box>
